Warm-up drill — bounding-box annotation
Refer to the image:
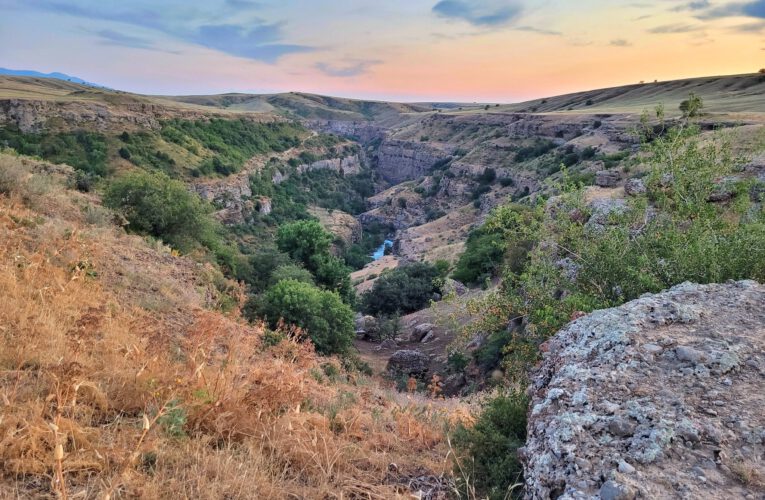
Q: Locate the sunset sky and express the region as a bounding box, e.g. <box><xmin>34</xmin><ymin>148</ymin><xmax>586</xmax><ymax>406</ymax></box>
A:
<box><xmin>1</xmin><ymin>0</ymin><xmax>764</xmax><ymax>102</ymax></box>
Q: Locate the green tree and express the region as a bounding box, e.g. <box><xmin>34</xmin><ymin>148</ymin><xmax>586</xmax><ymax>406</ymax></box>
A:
<box><xmin>312</xmin><ymin>253</ymin><xmax>355</xmax><ymax>304</ymax></box>
<box><xmin>268</xmin><ymin>264</ymin><xmax>315</xmax><ymax>287</ymax></box>
<box><xmin>276</xmin><ymin>220</ymin><xmax>333</xmax><ymax>267</ymax></box>
<box><xmin>256</xmin><ymin>280</ymin><xmax>355</xmax><ymax>355</ymax></box>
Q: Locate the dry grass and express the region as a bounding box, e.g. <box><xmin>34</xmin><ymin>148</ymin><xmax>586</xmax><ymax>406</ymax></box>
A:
<box><xmin>0</xmin><ymin>153</ymin><xmax>470</xmax><ymax>498</ymax></box>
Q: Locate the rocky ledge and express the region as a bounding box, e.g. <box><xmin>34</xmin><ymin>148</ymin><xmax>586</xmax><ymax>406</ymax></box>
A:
<box><xmin>523</xmin><ymin>280</ymin><xmax>765</xmax><ymax>499</ymax></box>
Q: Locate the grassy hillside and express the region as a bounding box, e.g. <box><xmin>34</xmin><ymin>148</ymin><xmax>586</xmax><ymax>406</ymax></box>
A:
<box><xmin>500</xmin><ymin>73</ymin><xmax>765</xmax><ymax>115</ymax></box>
<box><xmin>0</xmin><ymin>152</ymin><xmax>471</xmax><ymax>498</ymax></box>
<box><xmin>4</xmin><ymin>73</ymin><xmax>765</xmax><ymax>123</ymax></box>
<box><xmin>166</xmin><ymin>92</ymin><xmax>431</xmax><ymax>122</ymax></box>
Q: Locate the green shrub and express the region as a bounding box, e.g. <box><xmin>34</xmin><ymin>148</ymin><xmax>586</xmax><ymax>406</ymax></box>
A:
<box><xmin>244</xmin><ymin>248</ymin><xmax>292</xmax><ymax>291</ymax></box>
<box><xmin>361</xmin><ymin>263</ymin><xmax>441</xmax><ymax>316</ymax></box>
<box><xmin>269</xmin><ymin>264</ymin><xmax>315</xmax><ymax>286</ymax></box>
<box><xmin>452</xmin><ymin>204</ymin><xmax>536</xmax><ymax>285</ymax></box>
<box><xmin>515</xmin><ymin>139</ymin><xmax>556</xmax><ymax>162</ymax></box>
<box><xmin>0</xmin><ymin>126</ymin><xmax>109</xmax><ymax>177</ymax></box>
<box><xmin>478</xmin><ymin>167</ymin><xmax>497</xmax><ymax>184</ymax></box>
<box><xmin>103</xmin><ymin>170</ymin><xmax>216</xmax><ymax>253</ymax></box>
<box><xmin>467</xmin><ymin>121</ymin><xmax>765</xmax><ymax>387</ymax></box>
<box><xmin>679</xmin><ymin>92</ymin><xmax>703</xmax><ymax>117</ymax></box>
<box><xmin>452</xmin><ymin>392</ymin><xmax>528</xmax><ymax>500</ymax></box>
<box><xmin>254</xmin><ymin>279</ymin><xmax>355</xmax><ymax>355</ymax></box>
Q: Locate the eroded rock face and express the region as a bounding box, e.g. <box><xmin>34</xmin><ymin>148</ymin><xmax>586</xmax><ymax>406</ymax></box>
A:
<box><xmin>192</xmin><ymin>174</ymin><xmax>253</xmax><ymax>225</ymax></box>
<box><xmin>296</xmin><ymin>154</ymin><xmax>363</xmax><ymax>176</ymax></box>
<box><xmin>523</xmin><ymin>280</ymin><xmax>765</xmax><ymax>500</ymax></box>
<box><xmin>376</xmin><ymin>140</ymin><xmax>454</xmax><ymax>184</ymax></box>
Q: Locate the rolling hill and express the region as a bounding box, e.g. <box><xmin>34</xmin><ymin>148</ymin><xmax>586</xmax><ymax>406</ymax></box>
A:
<box><xmin>501</xmin><ymin>73</ymin><xmax>765</xmax><ymax>115</ymax></box>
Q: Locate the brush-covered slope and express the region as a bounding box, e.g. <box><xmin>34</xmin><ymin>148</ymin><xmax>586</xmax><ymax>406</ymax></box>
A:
<box><xmin>0</xmin><ymin>152</ymin><xmax>470</xmax><ymax>498</ymax></box>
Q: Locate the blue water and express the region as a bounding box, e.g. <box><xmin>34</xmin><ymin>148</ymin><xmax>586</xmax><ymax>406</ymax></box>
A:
<box><xmin>372</xmin><ymin>239</ymin><xmax>393</xmax><ymax>260</ymax></box>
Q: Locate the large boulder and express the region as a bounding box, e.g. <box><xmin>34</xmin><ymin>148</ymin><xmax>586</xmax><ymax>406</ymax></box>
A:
<box><xmin>387</xmin><ymin>350</ymin><xmax>430</xmax><ymax>378</ymax></box>
<box><xmin>355</xmin><ymin>315</ymin><xmax>379</xmax><ymax>340</ymax></box>
<box><xmin>522</xmin><ymin>281</ymin><xmax>765</xmax><ymax>499</ymax></box>
<box><xmin>411</xmin><ymin>323</ymin><xmax>434</xmax><ymax>342</ymax></box>
<box><xmin>595</xmin><ymin>170</ymin><xmax>620</xmax><ymax>188</ymax></box>
<box><xmin>442</xmin><ymin>278</ymin><xmax>468</xmax><ymax>297</ymax></box>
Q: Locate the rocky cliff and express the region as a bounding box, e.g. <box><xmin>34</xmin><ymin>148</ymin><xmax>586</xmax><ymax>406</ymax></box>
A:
<box><xmin>375</xmin><ymin>140</ymin><xmax>455</xmax><ymax>184</ymax></box>
<box><xmin>296</xmin><ymin>154</ymin><xmax>363</xmax><ymax>176</ymax></box>
<box><xmin>523</xmin><ymin>281</ymin><xmax>765</xmax><ymax>499</ymax></box>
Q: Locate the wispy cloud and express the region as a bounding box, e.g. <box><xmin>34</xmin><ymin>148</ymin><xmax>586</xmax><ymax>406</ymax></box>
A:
<box><xmin>672</xmin><ymin>0</ymin><xmax>711</xmax><ymax>12</ymax></box>
<box><xmin>432</xmin><ymin>0</ymin><xmax>523</xmax><ymax>27</ymax></box>
<box><xmin>610</xmin><ymin>38</ymin><xmax>632</xmax><ymax>46</ymax></box>
<box><xmin>515</xmin><ymin>26</ymin><xmax>562</xmax><ymax>36</ymax></box>
<box><xmin>189</xmin><ymin>24</ymin><xmax>313</xmax><ymax>63</ymax></box>
<box><xmin>647</xmin><ymin>23</ymin><xmax>703</xmax><ymax>33</ymax></box>
<box><xmin>728</xmin><ymin>20</ymin><xmax>765</xmax><ymax>32</ymax></box>
<box><xmin>315</xmin><ymin>60</ymin><xmax>381</xmax><ymax>78</ymax></box>
<box><xmin>23</xmin><ymin>0</ymin><xmax>312</xmax><ymax>63</ymax></box>
<box><xmin>93</xmin><ymin>29</ymin><xmax>157</xmax><ymax>50</ymax></box>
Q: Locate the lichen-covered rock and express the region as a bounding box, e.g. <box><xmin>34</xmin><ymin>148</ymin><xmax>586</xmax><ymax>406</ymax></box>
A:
<box><xmin>523</xmin><ymin>281</ymin><xmax>765</xmax><ymax>500</ymax></box>
<box><xmin>387</xmin><ymin>350</ymin><xmax>430</xmax><ymax>378</ymax></box>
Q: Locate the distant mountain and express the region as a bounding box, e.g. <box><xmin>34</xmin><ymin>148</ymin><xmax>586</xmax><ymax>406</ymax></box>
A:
<box><xmin>0</xmin><ymin>68</ymin><xmax>104</xmax><ymax>88</ymax></box>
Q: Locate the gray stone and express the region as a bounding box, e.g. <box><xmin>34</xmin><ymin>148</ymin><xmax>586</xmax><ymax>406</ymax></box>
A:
<box><xmin>618</xmin><ymin>460</ymin><xmax>636</xmax><ymax>474</ymax></box>
<box><xmin>596</xmin><ymin>170</ymin><xmax>621</xmax><ymax>188</ymax></box>
<box><xmin>675</xmin><ymin>346</ymin><xmax>706</xmax><ymax>364</ymax></box>
<box><xmin>442</xmin><ymin>373</ymin><xmax>466</xmax><ymax>396</ymax></box>
<box><xmin>522</xmin><ymin>281</ymin><xmax>765</xmax><ymax>499</ymax></box>
<box><xmin>624</xmin><ymin>178</ymin><xmax>647</xmax><ymax>196</ymax></box>
<box><xmin>421</xmin><ymin>331</ymin><xmax>437</xmax><ymax>343</ymax></box>
<box><xmin>642</xmin><ymin>343</ymin><xmax>663</xmax><ymax>355</ymax></box>
<box><xmin>599</xmin><ymin>480</ymin><xmax>635</xmax><ymax>500</ymax></box>
<box><xmin>412</xmin><ymin>323</ymin><xmax>434</xmax><ymax>342</ymax></box>
<box><xmin>609</xmin><ymin>417</ymin><xmax>636</xmax><ymax>437</ymax></box>
<box><xmin>377</xmin><ymin>338</ymin><xmax>398</xmax><ymax>351</ymax></box>
<box><xmin>442</xmin><ymin>278</ymin><xmax>468</xmax><ymax>296</ymax></box>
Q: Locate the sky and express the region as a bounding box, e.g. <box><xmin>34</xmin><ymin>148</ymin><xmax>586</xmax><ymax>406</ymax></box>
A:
<box><xmin>1</xmin><ymin>0</ymin><xmax>764</xmax><ymax>102</ymax></box>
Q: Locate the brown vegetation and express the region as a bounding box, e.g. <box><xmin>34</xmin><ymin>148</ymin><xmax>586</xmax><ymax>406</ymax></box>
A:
<box><xmin>0</xmin><ymin>152</ymin><xmax>470</xmax><ymax>498</ymax></box>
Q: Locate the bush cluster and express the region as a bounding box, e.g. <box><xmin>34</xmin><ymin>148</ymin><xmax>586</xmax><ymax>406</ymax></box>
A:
<box><xmin>361</xmin><ymin>262</ymin><xmax>442</xmax><ymax>316</ymax></box>
<box><xmin>103</xmin><ymin>170</ymin><xmax>237</xmax><ymax>271</ymax></box>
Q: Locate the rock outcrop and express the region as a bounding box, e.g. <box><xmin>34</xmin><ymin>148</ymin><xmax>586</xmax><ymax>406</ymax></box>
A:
<box><xmin>308</xmin><ymin>206</ymin><xmax>362</xmax><ymax>246</ymax></box>
<box><xmin>296</xmin><ymin>154</ymin><xmax>363</xmax><ymax>176</ymax></box>
<box><xmin>192</xmin><ymin>174</ymin><xmax>253</xmax><ymax>225</ymax></box>
<box><xmin>376</xmin><ymin>140</ymin><xmax>454</xmax><ymax>184</ymax></box>
<box><xmin>523</xmin><ymin>280</ymin><xmax>765</xmax><ymax>499</ymax></box>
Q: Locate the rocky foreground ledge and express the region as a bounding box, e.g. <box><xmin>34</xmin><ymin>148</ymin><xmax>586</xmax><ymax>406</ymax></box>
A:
<box><xmin>523</xmin><ymin>281</ymin><xmax>765</xmax><ymax>499</ymax></box>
